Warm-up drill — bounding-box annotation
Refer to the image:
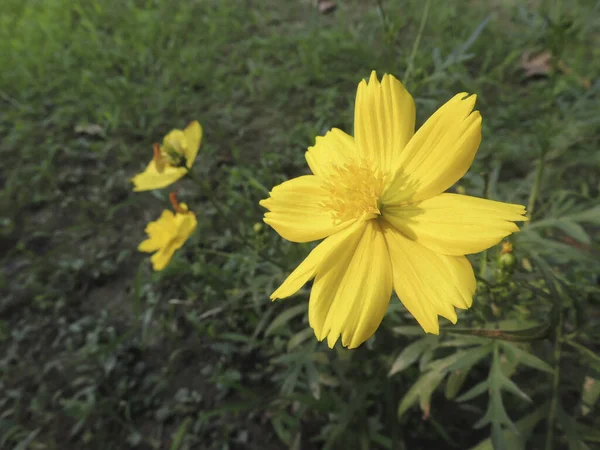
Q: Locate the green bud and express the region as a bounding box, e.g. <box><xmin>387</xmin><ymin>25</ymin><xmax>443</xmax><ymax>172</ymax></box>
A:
<box><xmin>498</xmin><ymin>252</ymin><xmax>516</xmax><ymax>271</ymax></box>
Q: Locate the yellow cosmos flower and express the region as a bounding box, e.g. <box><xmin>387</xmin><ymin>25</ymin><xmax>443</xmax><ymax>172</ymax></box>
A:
<box><xmin>260</xmin><ymin>71</ymin><xmax>528</xmax><ymax>349</ymax></box>
<box><xmin>132</xmin><ymin>121</ymin><xmax>203</xmax><ymax>191</ymax></box>
<box><xmin>138</xmin><ymin>192</ymin><xmax>198</xmax><ymax>271</ymax></box>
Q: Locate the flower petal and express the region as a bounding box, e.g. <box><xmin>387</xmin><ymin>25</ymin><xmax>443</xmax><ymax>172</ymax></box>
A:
<box><xmin>270</xmin><ymin>220</ymin><xmax>366</xmax><ymax>300</ymax></box>
<box><xmin>309</xmin><ymin>220</ymin><xmax>393</xmax><ymax>349</ymax></box>
<box><xmin>305</xmin><ymin>128</ymin><xmax>357</xmax><ymax>178</ymax></box>
<box><xmin>150</xmin><ymin>242</ymin><xmax>179</xmax><ymax>271</ymax></box>
<box><xmin>383</xmin><ymin>93</ymin><xmax>481</xmax><ymax>204</ymax></box>
<box><xmin>138</xmin><ymin>210</ymin><xmax>177</xmax><ymax>252</ymax></box>
<box><xmin>182</xmin><ymin>121</ymin><xmax>203</xmax><ymax>168</ymax></box>
<box><xmin>381</xmin><ymin>221</ymin><xmax>476</xmax><ymax>334</ymax></box>
<box><xmin>131</xmin><ymin>162</ymin><xmax>187</xmax><ymax>191</ymax></box>
<box><xmin>384</xmin><ymin>193</ymin><xmax>528</xmax><ymax>256</ymax></box>
<box><xmin>354</xmin><ymin>71</ymin><xmax>415</xmax><ymax>173</ymax></box>
<box><xmin>260</xmin><ymin>175</ymin><xmax>354</xmax><ymax>243</ymax></box>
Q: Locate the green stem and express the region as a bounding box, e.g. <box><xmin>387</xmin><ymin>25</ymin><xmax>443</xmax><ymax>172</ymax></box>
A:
<box><xmin>545</xmin><ymin>312</ymin><xmax>563</xmax><ymax>450</ymax></box>
<box><xmin>527</xmin><ymin>151</ymin><xmax>546</xmax><ymax>223</ymax></box>
<box><xmin>185</xmin><ymin>170</ymin><xmax>282</xmax><ymax>268</ymax></box>
<box><xmin>403</xmin><ymin>0</ymin><xmax>431</xmax><ymax>84</ymax></box>
<box><xmin>376</xmin><ymin>0</ymin><xmax>388</xmax><ymax>30</ymax></box>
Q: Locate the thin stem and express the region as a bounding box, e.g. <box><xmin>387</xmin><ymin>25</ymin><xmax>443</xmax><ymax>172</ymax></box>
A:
<box><xmin>376</xmin><ymin>0</ymin><xmax>388</xmax><ymax>30</ymax></box>
<box><xmin>403</xmin><ymin>0</ymin><xmax>431</xmax><ymax>84</ymax></box>
<box><xmin>185</xmin><ymin>170</ymin><xmax>282</xmax><ymax>268</ymax></box>
<box><xmin>545</xmin><ymin>311</ymin><xmax>563</xmax><ymax>450</ymax></box>
<box><xmin>527</xmin><ymin>151</ymin><xmax>546</xmax><ymax>223</ymax></box>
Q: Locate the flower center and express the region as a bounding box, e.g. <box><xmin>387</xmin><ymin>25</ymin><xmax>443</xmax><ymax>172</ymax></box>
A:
<box><xmin>322</xmin><ymin>158</ymin><xmax>387</xmax><ymax>225</ymax></box>
<box><xmin>153</xmin><ymin>142</ymin><xmax>185</xmax><ymax>173</ymax></box>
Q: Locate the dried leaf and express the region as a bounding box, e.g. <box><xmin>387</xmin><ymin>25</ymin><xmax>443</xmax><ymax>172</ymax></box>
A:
<box><xmin>521</xmin><ymin>50</ymin><xmax>552</xmax><ymax>78</ymax></box>
<box><xmin>313</xmin><ymin>0</ymin><xmax>337</xmax><ymax>14</ymax></box>
<box><xmin>74</xmin><ymin>123</ymin><xmax>106</xmax><ymax>137</ymax></box>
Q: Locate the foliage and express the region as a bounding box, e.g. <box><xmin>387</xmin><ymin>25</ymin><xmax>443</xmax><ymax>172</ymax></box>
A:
<box><xmin>1</xmin><ymin>0</ymin><xmax>599</xmax><ymax>449</ymax></box>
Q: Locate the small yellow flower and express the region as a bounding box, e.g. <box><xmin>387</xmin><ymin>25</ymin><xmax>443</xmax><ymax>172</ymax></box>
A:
<box><xmin>138</xmin><ymin>192</ymin><xmax>197</xmax><ymax>271</ymax></box>
<box><xmin>132</xmin><ymin>121</ymin><xmax>203</xmax><ymax>191</ymax></box>
<box><xmin>260</xmin><ymin>71</ymin><xmax>528</xmax><ymax>349</ymax></box>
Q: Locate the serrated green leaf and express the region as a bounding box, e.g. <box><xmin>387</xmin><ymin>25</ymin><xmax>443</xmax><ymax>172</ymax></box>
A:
<box><xmin>389</xmin><ymin>336</ymin><xmax>435</xmax><ymax>377</ymax></box>
<box><xmin>265</xmin><ymin>303</ymin><xmax>306</xmax><ymax>337</ymax></box>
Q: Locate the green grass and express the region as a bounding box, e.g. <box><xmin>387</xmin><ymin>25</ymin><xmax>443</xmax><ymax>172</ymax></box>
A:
<box><xmin>1</xmin><ymin>0</ymin><xmax>600</xmax><ymax>449</ymax></box>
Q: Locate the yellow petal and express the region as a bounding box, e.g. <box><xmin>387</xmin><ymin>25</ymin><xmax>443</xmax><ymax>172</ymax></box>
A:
<box><xmin>138</xmin><ymin>210</ymin><xmax>177</xmax><ymax>252</ymax></box>
<box><xmin>384</xmin><ymin>193</ymin><xmax>528</xmax><ymax>256</ymax></box>
<box><xmin>271</xmin><ymin>220</ymin><xmax>366</xmax><ymax>300</ymax></box>
<box><xmin>354</xmin><ymin>71</ymin><xmax>415</xmax><ymax>173</ymax></box>
<box><xmin>305</xmin><ymin>128</ymin><xmax>357</xmax><ymax>178</ymax></box>
<box><xmin>381</xmin><ymin>221</ymin><xmax>476</xmax><ymax>334</ymax></box>
<box><xmin>309</xmin><ymin>220</ymin><xmax>393</xmax><ymax>349</ymax></box>
<box><xmin>383</xmin><ymin>93</ymin><xmax>481</xmax><ymax>204</ymax></box>
<box><xmin>182</xmin><ymin>121</ymin><xmax>203</xmax><ymax>168</ymax></box>
<box><xmin>150</xmin><ymin>241</ymin><xmax>179</xmax><ymax>271</ymax></box>
<box><xmin>260</xmin><ymin>175</ymin><xmax>354</xmax><ymax>243</ymax></box>
<box><xmin>131</xmin><ymin>161</ymin><xmax>187</xmax><ymax>191</ymax></box>
<box><xmin>139</xmin><ymin>209</ymin><xmax>197</xmax><ymax>271</ymax></box>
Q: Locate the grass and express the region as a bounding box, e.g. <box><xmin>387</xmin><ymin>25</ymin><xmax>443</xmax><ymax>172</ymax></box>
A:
<box><xmin>1</xmin><ymin>0</ymin><xmax>599</xmax><ymax>449</ymax></box>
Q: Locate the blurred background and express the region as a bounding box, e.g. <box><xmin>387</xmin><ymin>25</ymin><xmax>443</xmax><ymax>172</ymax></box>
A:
<box><xmin>1</xmin><ymin>0</ymin><xmax>599</xmax><ymax>449</ymax></box>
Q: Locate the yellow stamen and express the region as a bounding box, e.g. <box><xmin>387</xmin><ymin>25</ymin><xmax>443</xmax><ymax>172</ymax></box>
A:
<box><xmin>153</xmin><ymin>143</ymin><xmax>166</xmax><ymax>173</ymax></box>
<box><xmin>322</xmin><ymin>158</ymin><xmax>387</xmax><ymax>224</ymax></box>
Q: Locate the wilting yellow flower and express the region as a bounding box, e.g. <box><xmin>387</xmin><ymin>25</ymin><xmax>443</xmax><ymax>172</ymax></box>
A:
<box><xmin>260</xmin><ymin>71</ymin><xmax>528</xmax><ymax>349</ymax></box>
<box><xmin>138</xmin><ymin>193</ymin><xmax>197</xmax><ymax>271</ymax></box>
<box><xmin>132</xmin><ymin>121</ymin><xmax>202</xmax><ymax>191</ymax></box>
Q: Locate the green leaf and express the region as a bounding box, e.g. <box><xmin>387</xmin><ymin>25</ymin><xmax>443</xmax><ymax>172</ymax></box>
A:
<box><xmin>500</xmin><ymin>342</ymin><xmax>554</xmax><ymax>374</ymax></box>
<box><xmin>447</xmin><ymin>345</ymin><xmax>492</xmax><ymax>371</ymax></box>
<box><xmin>500</xmin><ymin>374</ymin><xmax>532</xmax><ymax>403</ymax></box>
<box><xmin>265</xmin><ymin>303</ymin><xmax>306</xmax><ymax>337</ymax></box>
<box><xmin>564</xmin><ymin>205</ymin><xmax>600</xmax><ymax>223</ymax></box>
<box><xmin>554</xmin><ymin>219</ymin><xmax>591</xmax><ymax>244</ymax></box>
<box><xmin>287</xmin><ymin>327</ymin><xmax>315</xmax><ymax>352</ymax></box>
<box><xmin>468</xmin><ymin>404</ymin><xmax>549</xmax><ymax>450</ymax></box>
<box><xmin>388</xmin><ymin>336</ymin><xmax>436</xmax><ymax>377</ymax></box>
<box><xmin>445</xmin><ymin>368</ymin><xmax>471</xmax><ymax>400</ymax></box>
<box><xmin>398</xmin><ymin>370</ymin><xmax>446</xmax><ymax>418</ymax></box>
<box><xmin>392</xmin><ymin>325</ymin><xmax>426</xmax><ymax>336</ymax></box>
<box><xmin>456</xmin><ymin>380</ymin><xmax>489</xmax><ymax>402</ymax></box>
<box><xmin>170</xmin><ymin>417</ymin><xmax>191</xmax><ymax>450</ymax></box>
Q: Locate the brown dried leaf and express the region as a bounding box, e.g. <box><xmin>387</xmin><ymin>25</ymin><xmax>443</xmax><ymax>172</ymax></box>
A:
<box><xmin>312</xmin><ymin>0</ymin><xmax>337</xmax><ymax>14</ymax></box>
<box><xmin>521</xmin><ymin>50</ymin><xmax>553</xmax><ymax>78</ymax></box>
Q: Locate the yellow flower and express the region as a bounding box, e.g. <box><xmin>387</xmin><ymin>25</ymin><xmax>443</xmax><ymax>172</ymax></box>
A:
<box><xmin>132</xmin><ymin>121</ymin><xmax>203</xmax><ymax>191</ymax></box>
<box><xmin>138</xmin><ymin>192</ymin><xmax>197</xmax><ymax>271</ymax></box>
<box><xmin>260</xmin><ymin>71</ymin><xmax>528</xmax><ymax>349</ymax></box>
